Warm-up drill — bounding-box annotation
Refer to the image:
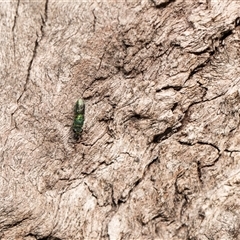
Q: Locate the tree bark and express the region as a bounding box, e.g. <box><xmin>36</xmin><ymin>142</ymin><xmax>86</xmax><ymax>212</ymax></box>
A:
<box><xmin>1</xmin><ymin>0</ymin><xmax>240</xmax><ymax>239</ymax></box>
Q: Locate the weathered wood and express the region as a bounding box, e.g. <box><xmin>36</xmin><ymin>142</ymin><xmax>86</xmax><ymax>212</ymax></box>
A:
<box><xmin>1</xmin><ymin>0</ymin><xmax>240</xmax><ymax>239</ymax></box>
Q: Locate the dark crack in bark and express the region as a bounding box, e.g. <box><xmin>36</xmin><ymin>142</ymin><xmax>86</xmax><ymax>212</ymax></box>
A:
<box><xmin>29</xmin><ymin>234</ymin><xmax>62</xmax><ymax>240</ymax></box>
<box><xmin>235</xmin><ymin>17</ymin><xmax>240</xmax><ymax>27</ymax></box>
<box><xmin>2</xmin><ymin>216</ymin><xmax>29</xmax><ymax>232</ymax></box>
<box><xmin>92</xmin><ymin>9</ymin><xmax>97</xmax><ymax>32</ymax></box>
<box><xmin>118</xmin><ymin>156</ymin><xmax>160</xmax><ymax>203</ymax></box>
<box><xmin>151</xmin><ymin>0</ymin><xmax>176</xmax><ymax>8</ymax></box>
<box><xmin>156</xmin><ymin>85</ymin><xmax>182</xmax><ymax>92</ymax></box>
<box><xmin>178</xmin><ymin>88</ymin><xmax>227</xmax><ymax>134</ymax></box>
<box><xmin>16</xmin><ymin>0</ymin><xmax>49</xmax><ymax>104</ymax></box>
<box><xmin>12</xmin><ymin>0</ymin><xmax>20</xmax><ymax>59</ymax></box>
<box><xmin>184</xmin><ymin>56</ymin><xmax>212</xmax><ymax>85</ymax></box>
<box><xmin>16</xmin><ymin>39</ymin><xmax>39</xmax><ymax>103</ymax></box>
<box><xmin>196</xmin><ymin>141</ymin><xmax>220</xmax><ymax>153</ymax></box>
<box><xmin>225</xmin><ymin>149</ymin><xmax>240</xmax><ymax>153</ymax></box>
<box><xmin>40</xmin><ymin>0</ymin><xmax>49</xmax><ymax>40</ymax></box>
<box><xmin>11</xmin><ymin>0</ymin><xmax>20</xmax><ymax>33</ymax></box>
<box><xmin>152</xmin><ymin>127</ymin><xmax>177</xmax><ymax>143</ymax></box>
<box><xmin>84</xmin><ymin>182</ymin><xmax>98</xmax><ymax>201</ymax></box>
<box><xmin>178</xmin><ymin>140</ymin><xmax>221</xmax><ymax>169</ymax></box>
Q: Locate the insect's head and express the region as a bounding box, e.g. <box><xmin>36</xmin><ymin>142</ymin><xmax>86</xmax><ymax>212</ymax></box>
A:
<box><xmin>75</xmin><ymin>99</ymin><xmax>85</xmax><ymax>114</ymax></box>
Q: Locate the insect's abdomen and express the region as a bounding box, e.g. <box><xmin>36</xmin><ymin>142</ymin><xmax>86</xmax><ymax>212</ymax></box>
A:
<box><xmin>73</xmin><ymin>99</ymin><xmax>85</xmax><ymax>140</ymax></box>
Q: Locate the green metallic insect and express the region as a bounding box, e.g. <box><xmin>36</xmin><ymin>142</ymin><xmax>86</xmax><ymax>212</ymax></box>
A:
<box><xmin>72</xmin><ymin>99</ymin><xmax>85</xmax><ymax>140</ymax></box>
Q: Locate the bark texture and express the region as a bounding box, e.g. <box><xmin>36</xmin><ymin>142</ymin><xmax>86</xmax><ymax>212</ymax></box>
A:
<box><xmin>1</xmin><ymin>0</ymin><xmax>240</xmax><ymax>239</ymax></box>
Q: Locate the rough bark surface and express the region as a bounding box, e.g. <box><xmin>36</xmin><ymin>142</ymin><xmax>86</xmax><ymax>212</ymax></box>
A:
<box><xmin>1</xmin><ymin>0</ymin><xmax>240</xmax><ymax>239</ymax></box>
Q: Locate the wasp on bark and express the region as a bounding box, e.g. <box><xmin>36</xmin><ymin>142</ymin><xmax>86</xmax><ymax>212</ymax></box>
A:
<box><xmin>72</xmin><ymin>99</ymin><xmax>85</xmax><ymax>140</ymax></box>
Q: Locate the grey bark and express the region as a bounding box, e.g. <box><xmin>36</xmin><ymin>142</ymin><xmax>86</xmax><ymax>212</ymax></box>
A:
<box><xmin>1</xmin><ymin>0</ymin><xmax>240</xmax><ymax>239</ymax></box>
